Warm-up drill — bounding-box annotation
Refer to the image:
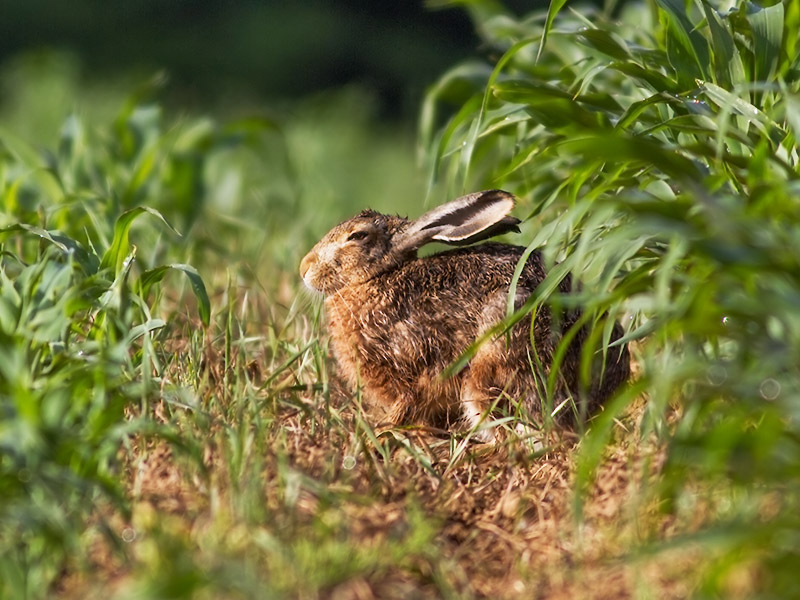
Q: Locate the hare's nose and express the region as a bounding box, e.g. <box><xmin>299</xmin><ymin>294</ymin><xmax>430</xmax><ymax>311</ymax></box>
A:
<box><xmin>299</xmin><ymin>252</ymin><xmax>316</xmax><ymax>279</ymax></box>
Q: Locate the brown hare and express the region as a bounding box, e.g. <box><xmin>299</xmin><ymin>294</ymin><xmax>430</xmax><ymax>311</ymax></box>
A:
<box><xmin>300</xmin><ymin>190</ymin><xmax>629</xmax><ymax>440</ymax></box>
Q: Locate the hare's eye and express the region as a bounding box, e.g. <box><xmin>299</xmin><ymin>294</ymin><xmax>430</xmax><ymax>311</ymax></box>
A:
<box><xmin>347</xmin><ymin>230</ymin><xmax>369</xmax><ymax>242</ymax></box>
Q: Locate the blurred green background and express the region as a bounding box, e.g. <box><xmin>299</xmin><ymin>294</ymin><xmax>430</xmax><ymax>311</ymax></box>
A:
<box><xmin>0</xmin><ymin>0</ymin><xmax>543</xmax><ymax>279</ymax></box>
<box><xmin>1</xmin><ymin>0</ymin><xmax>484</xmax><ymax>119</ymax></box>
<box><xmin>2</xmin><ymin>1</ymin><xmax>477</xmax><ymax>118</ymax></box>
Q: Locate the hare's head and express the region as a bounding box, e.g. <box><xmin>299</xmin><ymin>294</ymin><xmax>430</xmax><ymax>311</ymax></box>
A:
<box><xmin>300</xmin><ymin>190</ymin><xmax>520</xmax><ymax>294</ymax></box>
<box><xmin>300</xmin><ymin>211</ymin><xmax>410</xmax><ymax>293</ymax></box>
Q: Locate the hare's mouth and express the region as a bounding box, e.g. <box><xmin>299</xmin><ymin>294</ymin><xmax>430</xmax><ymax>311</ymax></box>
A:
<box><xmin>302</xmin><ymin>279</ymin><xmax>324</xmax><ymax>295</ymax></box>
<box><xmin>299</xmin><ymin>269</ymin><xmax>324</xmax><ymax>294</ymax></box>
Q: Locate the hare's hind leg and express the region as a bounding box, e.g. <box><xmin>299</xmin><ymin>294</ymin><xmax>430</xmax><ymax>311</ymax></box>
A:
<box><xmin>459</xmin><ymin>341</ymin><xmax>514</xmax><ymax>443</ymax></box>
<box><xmin>462</xmin><ymin>372</ymin><xmax>546</xmax><ymax>447</ymax></box>
<box><xmin>460</xmin><ymin>335</ymin><xmax>552</xmax><ymax>444</ymax></box>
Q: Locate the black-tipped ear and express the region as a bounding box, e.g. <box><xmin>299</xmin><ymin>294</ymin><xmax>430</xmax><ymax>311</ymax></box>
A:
<box><xmin>394</xmin><ymin>190</ymin><xmax>520</xmax><ymax>253</ymax></box>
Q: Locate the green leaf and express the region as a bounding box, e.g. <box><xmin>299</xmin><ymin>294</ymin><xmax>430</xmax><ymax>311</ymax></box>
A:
<box><xmin>703</xmin><ymin>3</ymin><xmax>747</xmax><ymax>87</ymax></box>
<box><xmin>460</xmin><ymin>36</ymin><xmax>538</xmax><ymax>186</ymax></box>
<box><xmin>492</xmin><ymin>81</ymin><xmax>612</xmax><ymax>130</ymax></box>
<box><xmin>124</xmin><ymin>142</ymin><xmax>160</xmax><ymax>204</ymax></box>
<box><xmin>783</xmin><ymin>94</ymin><xmax>800</xmax><ymax>141</ymax></box>
<box><xmin>126</xmin><ymin>318</ymin><xmax>167</xmax><ymax>345</ymax></box>
<box><xmin>424</xmin><ymin>93</ymin><xmax>483</xmax><ymax>195</ymax></box>
<box><xmin>747</xmin><ymin>2</ymin><xmax>784</xmax><ymax>83</ymax></box>
<box><xmin>538</xmin><ymin>0</ymin><xmax>569</xmax><ymax>62</ymax></box>
<box><xmin>700</xmin><ymin>80</ymin><xmax>783</xmax><ymax>143</ymax></box>
<box><xmin>656</xmin><ymin>0</ymin><xmax>710</xmax><ymax>83</ymax></box>
<box><xmin>607</xmin><ymin>61</ymin><xmax>682</xmax><ymax>94</ymax></box>
<box><xmin>0</xmin><ymin>223</ymin><xmax>69</xmax><ymax>252</ymax></box>
<box><xmin>615</xmin><ymin>92</ymin><xmax>683</xmax><ymax>131</ymax></box>
<box><xmin>113</xmin><ymin>72</ymin><xmax>167</xmax><ymax>160</ymax></box>
<box><xmin>419</xmin><ymin>62</ymin><xmax>491</xmax><ymax>155</ymax></box>
<box><xmin>99</xmin><ymin>207</ymin><xmax>179</xmax><ymax>275</ymax></box>
<box><xmin>0</xmin><ymin>224</ymin><xmax>99</xmax><ymax>273</ymax></box>
<box><xmin>138</xmin><ymin>263</ymin><xmax>210</xmax><ymax>327</ymax></box>
<box><xmin>575</xmin><ymin>28</ymin><xmax>632</xmax><ymax>61</ymax></box>
<box><xmin>557</xmin><ymin>133</ymin><xmax>703</xmax><ymax>181</ymax></box>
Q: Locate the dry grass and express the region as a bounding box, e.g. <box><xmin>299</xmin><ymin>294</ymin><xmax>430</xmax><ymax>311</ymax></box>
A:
<box><xmin>56</xmin><ymin>336</ymin><xmax>710</xmax><ymax>599</ymax></box>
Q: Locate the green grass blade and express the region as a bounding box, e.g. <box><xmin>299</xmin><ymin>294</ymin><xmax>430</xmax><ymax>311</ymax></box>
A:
<box><xmin>538</xmin><ymin>0</ymin><xmax>568</xmax><ymax>62</ymax></box>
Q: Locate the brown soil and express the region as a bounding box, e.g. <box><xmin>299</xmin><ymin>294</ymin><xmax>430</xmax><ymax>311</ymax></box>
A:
<box><xmin>58</xmin><ymin>390</ymin><xmax>706</xmax><ymax>600</ymax></box>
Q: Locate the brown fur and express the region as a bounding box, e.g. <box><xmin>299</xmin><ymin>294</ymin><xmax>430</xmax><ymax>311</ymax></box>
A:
<box><xmin>300</xmin><ymin>196</ymin><xmax>629</xmax><ymax>437</ymax></box>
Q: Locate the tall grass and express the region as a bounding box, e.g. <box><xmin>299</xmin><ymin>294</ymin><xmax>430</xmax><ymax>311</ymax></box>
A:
<box><xmin>423</xmin><ymin>0</ymin><xmax>800</xmax><ymax>594</ymax></box>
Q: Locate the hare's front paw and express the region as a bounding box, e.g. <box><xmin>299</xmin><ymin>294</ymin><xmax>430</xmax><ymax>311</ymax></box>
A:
<box><xmin>461</xmin><ymin>390</ymin><xmax>497</xmax><ymax>443</ymax></box>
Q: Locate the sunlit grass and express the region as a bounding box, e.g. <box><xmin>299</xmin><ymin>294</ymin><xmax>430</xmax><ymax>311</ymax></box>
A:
<box><xmin>2</xmin><ymin>0</ymin><xmax>800</xmax><ymax>598</ymax></box>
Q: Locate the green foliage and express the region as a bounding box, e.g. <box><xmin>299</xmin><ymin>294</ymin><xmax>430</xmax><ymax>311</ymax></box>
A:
<box><xmin>424</xmin><ymin>0</ymin><xmax>800</xmax><ymax>594</ymax></box>
<box><xmin>0</xmin><ymin>87</ymin><xmax>224</xmax><ymax>598</ymax></box>
<box><xmin>8</xmin><ymin>0</ymin><xmax>800</xmax><ymax>596</ymax></box>
<box><xmin>0</xmin><ymin>60</ymin><xmax>429</xmax><ymax>597</ymax></box>
<box><xmin>0</xmin><ymin>245</ymin><xmax>135</xmax><ymax>598</ymax></box>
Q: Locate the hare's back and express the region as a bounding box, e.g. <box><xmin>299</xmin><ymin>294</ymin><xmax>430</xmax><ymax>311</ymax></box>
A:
<box><xmin>383</xmin><ymin>242</ymin><xmax>547</xmax><ymax>303</ymax></box>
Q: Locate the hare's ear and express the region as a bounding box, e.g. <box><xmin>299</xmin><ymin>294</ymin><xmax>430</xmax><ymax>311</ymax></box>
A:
<box><xmin>394</xmin><ymin>190</ymin><xmax>520</xmax><ymax>253</ymax></box>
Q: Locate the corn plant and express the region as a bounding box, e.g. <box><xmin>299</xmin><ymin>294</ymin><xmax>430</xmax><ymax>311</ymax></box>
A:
<box><xmin>423</xmin><ymin>0</ymin><xmax>800</xmax><ymax>594</ymax></box>
<box><xmin>0</xmin><ymin>91</ymin><xmax>220</xmax><ymax>598</ymax></box>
